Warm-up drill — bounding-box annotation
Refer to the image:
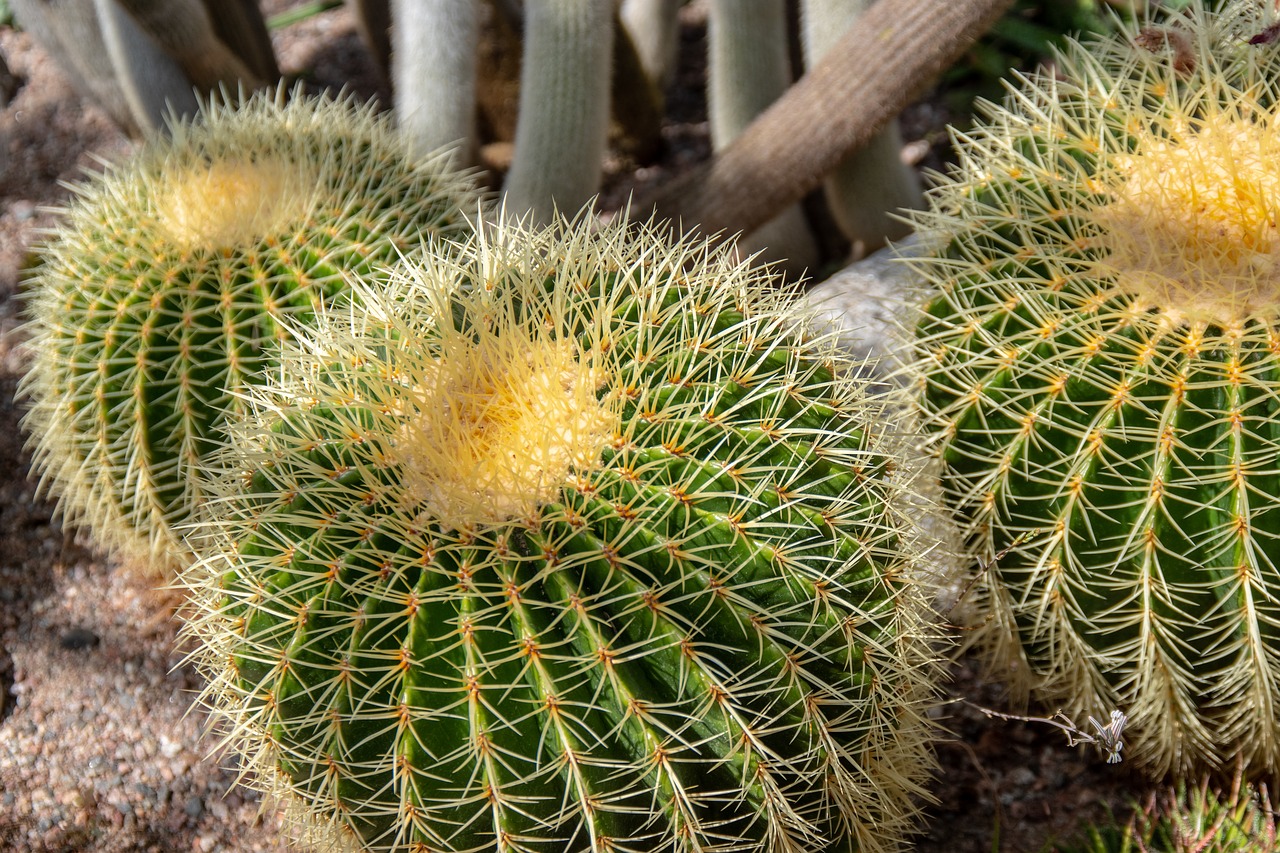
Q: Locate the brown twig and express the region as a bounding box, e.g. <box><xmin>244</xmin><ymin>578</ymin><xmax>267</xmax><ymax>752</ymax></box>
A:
<box><xmin>639</xmin><ymin>0</ymin><xmax>1014</xmax><ymax>240</ymax></box>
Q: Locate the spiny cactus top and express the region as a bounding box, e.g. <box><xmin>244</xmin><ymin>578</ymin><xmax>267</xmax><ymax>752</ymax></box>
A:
<box><xmin>180</xmin><ymin>216</ymin><xmax>942</xmax><ymax>853</ymax></box>
<box><xmin>18</xmin><ymin>87</ymin><xmax>481</xmax><ymax>570</ymax></box>
<box><xmin>909</xmin><ymin>1</ymin><xmax>1280</xmax><ymax>778</ymax></box>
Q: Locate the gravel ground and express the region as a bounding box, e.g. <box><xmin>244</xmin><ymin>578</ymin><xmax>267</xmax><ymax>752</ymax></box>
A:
<box><xmin>0</xmin><ymin>3</ymin><xmax>1144</xmax><ymax>851</ymax></box>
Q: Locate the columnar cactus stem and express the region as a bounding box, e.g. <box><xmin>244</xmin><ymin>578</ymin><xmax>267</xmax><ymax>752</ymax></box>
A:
<box><xmin>502</xmin><ymin>0</ymin><xmax>614</xmax><ymax>222</ymax></box>
<box><xmin>113</xmin><ymin>0</ymin><xmax>264</xmax><ymax>90</ymax></box>
<box><xmin>92</xmin><ymin>0</ymin><xmax>199</xmax><ymax>132</ymax></box>
<box><xmin>642</xmin><ymin>0</ymin><xmax>1012</xmax><ymax>244</ymax></box>
<box><xmin>181</xmin><ymin>215</ymin><xmax>944</xmax><ymax>853</ymax></box>
<box><xmin>346</xmin><ymin>0</ymin><xmax>393</xmax><ymax>79</ymax></box>
<box><xmin>620</xmin><ymin>0</ymin><xmax>682</xmax><ymax>92</ymax></box>
<box><xmin>708</xmin><ymin>0</ymin><xmax>819</xmax><ymax>274</ymax></box>
<box><xmin>202</xmin><ymin>0</ymin><xmax>280</xmax><ymax>84</ymax></box>
<box><xmin>392</xmin><ymin>0</ymin><xmax>480</xmax><ymax>159</ymax></box>
<box><xmin>11</xmin><ymin>0</ymin><xmax>158</xmax><ymax>135</ymax></box>
<box><xmin>801</xmin><ymin>0</ymin><xmax>921</xmax><ymax>257</ymax></box>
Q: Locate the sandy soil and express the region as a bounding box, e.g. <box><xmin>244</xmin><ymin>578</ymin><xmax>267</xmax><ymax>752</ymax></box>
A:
<box><xmin>0</xmin><ymin>3</ymin><xmax>1144</xmax><ymax>852</ymax></box>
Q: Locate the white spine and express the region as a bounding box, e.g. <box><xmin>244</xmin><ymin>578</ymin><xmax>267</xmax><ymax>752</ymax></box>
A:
<box><xmin>392</xmin><ymin>0</ymin><xmax>479</xmax><ymax>159</ymax></box>
<box><xmin>502</xmin><ymin>0</ymin><xmax>614</xmax><ymax>222</ymax></box>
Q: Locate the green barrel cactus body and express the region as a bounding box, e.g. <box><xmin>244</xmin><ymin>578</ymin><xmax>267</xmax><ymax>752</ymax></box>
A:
<box><xmin>910</xmin><ymin>2</ymin><xmax>1280</xmax><ymax>777</ymax></box>
<box><xmin>182</xmin><ymin>218</ymin><xmax>940</xmax><ymax>853</ymax></box>
<box><xmin>19</xmin><ymin>87</ymin><xmax>481</xmax><ymax>569</ymax></box>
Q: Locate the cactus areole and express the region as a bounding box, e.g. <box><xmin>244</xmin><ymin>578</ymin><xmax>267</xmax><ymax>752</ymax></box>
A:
<box><xmin>18</xmin><ymin>86</ymin><xmax>480</xmax><ymax>569</ymax></box>
<box><xmin>911</xmin><ymin>2</ymin><xmax>1280</xmax><ymax>778</ymax></box>
<box><xmin>182</xmin><ymin>219</ymin><xmax>939</xmax><ymax>853</ymax></box>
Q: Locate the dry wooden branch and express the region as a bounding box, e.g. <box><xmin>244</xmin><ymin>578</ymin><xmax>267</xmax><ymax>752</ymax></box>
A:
<box><xmin>640</xmin><ymin>0</ymin><xmax>1014</xmax><ymax>240</ymax></box>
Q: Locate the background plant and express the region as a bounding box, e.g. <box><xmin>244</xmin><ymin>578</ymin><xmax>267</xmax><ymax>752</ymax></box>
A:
<box><xmin>1049</xmin><ymin>772</ymin><xmax>1276</xmax><ymax>853</ymax></box>
<box><xmin>8</xmin><ymin>0</ymin><xmax>276</xmax><ymax>135</ymax></box>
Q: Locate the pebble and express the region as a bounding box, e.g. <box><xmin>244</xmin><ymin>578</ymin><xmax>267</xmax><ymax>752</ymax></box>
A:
<box><xmin>10</xmin><ymin>200</ymin><xmax>34</xmax><ymax>221</ymax></box>
<box><xmin>159</xmin><ymin>736</ymin><xmax>181</xmax><ymax>759</ymax></box>
<box><xmin>58</xmin><ymin>627</ymin><xmax>100</xmax><ymax>651</ymax></box>
<box><xmin>184</xmin><ymin>796</ymin><xmax>204</xmax><ymax>820</ymax></box>
<box><xmin>1006</xmin><ymin>766</ymin><xmax>1037</xmax><ymax>789</ymax></box>
<box><xmin>802</xmin><ymin>233</ymin><xmax>927</xmax><ymax>382</ymax></box>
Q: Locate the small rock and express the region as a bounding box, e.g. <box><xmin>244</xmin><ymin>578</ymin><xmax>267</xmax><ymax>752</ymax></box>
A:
<box><xmin>184</xmin><ymin>796</ymin><xmax>204</xmax><ymax>820</ymax></box>
<box><xmin>58</xmin><ymin>627</ymin><xmax>100</xmax><ymax>651</ymax></box>
<box><xmin>159</xmin><ymin>736</ymin><xmax>181</xmax><ymax>759</ymax></box>
<box><xmin>802</xmin><ymin>233</ymin><xmax>928</xmax><ymax>382</ymax></box>
<box><xmin>1006</xmin><ymin>766</ymin><xmax>1036</xmax><ymax>789</ymax></box>
<box><xmin>11</xmin><ymin>201</ymin><xmax>35</xmax><ymax>222</ymax></box>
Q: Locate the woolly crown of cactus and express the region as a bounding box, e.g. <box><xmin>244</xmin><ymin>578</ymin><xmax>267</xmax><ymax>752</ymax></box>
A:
<box><xmin>18</xmin><ymin>86</ymin><xmax>481</xmax><ymax>571</ymax></box>
<box><xmin>180</xmin><ymin>215</ymin><xmax>943</xmax><ymax>853</ymax></box>
<box><xmin>908</xmin><ymin>0</ymin><xmax>1280</xmax><ymax>778</ymax></box>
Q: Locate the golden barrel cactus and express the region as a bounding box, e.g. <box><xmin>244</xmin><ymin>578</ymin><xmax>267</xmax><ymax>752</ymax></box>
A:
<box><xmin>181</xmin><ymin>216</ymin><xmax>944</xmax><ymax>853</ymax></box>
<box><xmin>910</xmin><ymin>1</ymin><xmax>1280</xmax><ymax>778</ymax></box>
<box><xmin>19</xmin><ymin>87</ymin><xmax>481</xmax><ymax>570</ymax></box>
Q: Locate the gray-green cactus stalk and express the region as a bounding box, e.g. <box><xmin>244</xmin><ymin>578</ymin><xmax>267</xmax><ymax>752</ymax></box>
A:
<box><xmin>502</xmin><ymin>0</ymin><xmax>614</xmax><ymax>222</ymax></box>
<box><xmin>620</xmin><ymin>0</ymin><xmax>682</xmax><ymax>92</ymax></box>
<box><xmin>112</xmin><ymin>0</ymin><xmax>264</xmax><ymax>91</ymax></box>
<box><xmin>801</xmin><ymin>0</ymin><xmax>921</xmax><ymax>257</ymax></box>
<box><xmin>203</xmin><ymin>0</ymin><xmax>280</xmax><ymax>85</ymax></box>
<box><xmin>391</xmin><ymin>0</ymin><xmax>480</xmax><ymax>160</ymax></box>
<box><xmin>19</xmin><ymin>87</ymin><xmax>482</xmax><ymax>572</ymax></box>
<box><xmin>92</xmin><ymin>0</ymin><xmax>199</xmax><ymax>132</ymax></box>
<box><xmin>13</xmin><ymin>0</ymin><xmax>276</xmax><ymax>137</ymax></box>
<box><xmin>909</xmin><ymin>0</ymin><xmax>1280</xmax><ymax>778</ymax></box>
<box><xmin>180</xmin><ymin>214</ymin><xmax>944</xmax><ymax>853</ymax></box>
<box><xmin>708</xmin><ymin>0</ymin><xmax>820</xmax><ymax>276</ymax></box>
<box><xmin>11</xmin><ymin>0</ymin><xmax>184</xmax><ymax>135</ymax></box>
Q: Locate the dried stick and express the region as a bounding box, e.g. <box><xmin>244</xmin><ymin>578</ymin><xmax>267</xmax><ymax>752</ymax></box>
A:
<box><xmin>641</xmin><ymin>0</ymin><xmax>1013</xmax><ymax>239</ymax></box>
